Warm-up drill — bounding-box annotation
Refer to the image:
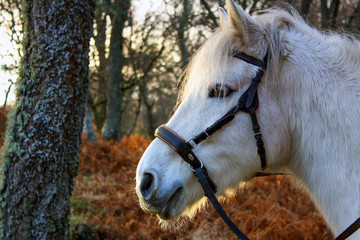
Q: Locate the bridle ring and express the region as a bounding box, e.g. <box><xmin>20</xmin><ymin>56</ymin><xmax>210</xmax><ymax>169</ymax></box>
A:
<box><xmin>189</xmin><ymin>159</ymin><xmax>204</xmax><ymax>172</ymax></box>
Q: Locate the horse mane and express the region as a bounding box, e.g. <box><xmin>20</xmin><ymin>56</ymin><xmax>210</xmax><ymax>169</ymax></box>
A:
<box><xmin>259</xmin><ymin>7</ymin><xmax>360</xmax><ymax>87</ymax></box>
<box><xmin>177</xmin><ymin>6</ymin><xmax>360</xmax><ymax>108</ymax></box>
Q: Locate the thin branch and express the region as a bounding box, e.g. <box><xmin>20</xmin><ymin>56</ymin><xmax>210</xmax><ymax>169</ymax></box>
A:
<box><xmin>199</xmin><ymin>0</ymin><xmax>218</xmax><ymax>27</ymax></box>
<box><xmin>3</xmin><ymin>80</ymin><xmax>13</xmax><ymax>109</ymax></box>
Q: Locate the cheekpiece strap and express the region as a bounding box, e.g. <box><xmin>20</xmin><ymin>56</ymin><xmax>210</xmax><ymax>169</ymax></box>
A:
<box><xmin>193</xmin><ymin>167</ymin><xmax>250</xmax><ymax>240</ymax></box>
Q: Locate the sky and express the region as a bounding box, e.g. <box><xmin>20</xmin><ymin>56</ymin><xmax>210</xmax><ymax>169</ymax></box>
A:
<box><xmin>0</xmin><ymin>28</ymin><xmax>17</xmax><ymax>106</ymax></box>
<box><xmin>0</xmin><ymin>0</ymin><xmax>162</xmax><ymax>107</ymax></box>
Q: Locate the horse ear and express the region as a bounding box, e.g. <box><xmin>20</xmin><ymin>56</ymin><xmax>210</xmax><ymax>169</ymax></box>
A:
<box><xmin>226</xmin><ymin>0</ymin><xmax>262</xmax><ymax>45</ymax></box>
<box><xmin>219</xmin><ymin>7</ymin><xmax>229</xmax><ymax>26</ymax></box>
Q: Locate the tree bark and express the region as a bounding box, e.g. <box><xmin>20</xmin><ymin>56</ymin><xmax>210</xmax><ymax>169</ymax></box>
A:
<box><xmin>102</xmin><ymin>0</ymin><xmax>131</xmax><ymax>141</ymax></box>
<box><xmin>0</xmin><ymin>0</ymin><xmax>94</xmax><ymax>239</ymax></box>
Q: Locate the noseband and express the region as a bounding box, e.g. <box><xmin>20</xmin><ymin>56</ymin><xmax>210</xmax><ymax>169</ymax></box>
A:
<box><xmin>154</xmin><ymin>51</ymin><xmax>360</xmax><ymax>239</ymax></box>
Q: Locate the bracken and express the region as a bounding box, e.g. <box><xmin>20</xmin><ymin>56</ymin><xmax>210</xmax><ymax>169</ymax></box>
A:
<box><xmin>0</xmin><ymin>109</ymin><xmax>332</xmax><ymax>239</ymax></box>
<box><xmin>73</xmin><ymin>133</ymin><xmax>333</xmax><ymax>240</ymax></box>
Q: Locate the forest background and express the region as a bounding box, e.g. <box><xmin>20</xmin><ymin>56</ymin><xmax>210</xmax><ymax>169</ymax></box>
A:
<box><xmin>0</xmin><ymin>0</ymin><xmax>360</xmax><ymax>239</ymax></box>
<box><xmin>2</xmin><ymin>0</ymin><xmax>360</xmax><ymax>140</ymax></box>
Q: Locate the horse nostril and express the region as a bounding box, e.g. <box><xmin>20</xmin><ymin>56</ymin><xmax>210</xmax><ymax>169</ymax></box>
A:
<box><xmin>140</xmin><ymin>172</ymin><xmax>155</xmax><ymax>200</ymax></box>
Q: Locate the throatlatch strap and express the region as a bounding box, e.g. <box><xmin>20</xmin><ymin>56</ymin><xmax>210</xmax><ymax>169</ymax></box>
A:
<box><xmin>194</xmin><ymin>167</ymin><xmax>250</xmax><ymax>240</ymax></box>
<box><xmin>249</xmin><ymin>107</ymin><xmax>266</xmax><ymax>170</ymax></box>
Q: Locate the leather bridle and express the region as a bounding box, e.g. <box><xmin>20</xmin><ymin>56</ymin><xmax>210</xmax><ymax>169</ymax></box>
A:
<box><xmin>154</xmin><ymin>51</ymin><xmax>360</xmax><ymax>240</ymax></box>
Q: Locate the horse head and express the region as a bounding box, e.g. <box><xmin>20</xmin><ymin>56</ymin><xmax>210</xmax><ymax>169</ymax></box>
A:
<box><xmin>136</xmin><ymin>0</ymin><xmax>291</xmax><ymax>223</ymax></box>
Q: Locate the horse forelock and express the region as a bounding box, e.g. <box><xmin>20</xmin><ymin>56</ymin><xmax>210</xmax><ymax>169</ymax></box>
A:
<box><xmin>176</xmin><ymin>26</ymin><xmax>236</xmax><ymax>106</ymax></box>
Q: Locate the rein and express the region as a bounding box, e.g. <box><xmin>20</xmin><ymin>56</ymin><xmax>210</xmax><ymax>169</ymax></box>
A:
<box><xmin>154</xmin><ymin>51</ymin><xmax>360</xmax><ymax>240</ymax></box>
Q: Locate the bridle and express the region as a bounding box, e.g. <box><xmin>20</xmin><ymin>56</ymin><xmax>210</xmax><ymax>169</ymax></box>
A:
<box><xmin>154</xmin><ymin>51</ymin><xmax>360</xmax><ymax>240</ymax></box>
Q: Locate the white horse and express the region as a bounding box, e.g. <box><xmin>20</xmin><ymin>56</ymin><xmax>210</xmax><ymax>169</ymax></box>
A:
<box><xmin>136</xmin><ymin>0</ymin><xmax>360</xmax><ymax>238</ymax></box>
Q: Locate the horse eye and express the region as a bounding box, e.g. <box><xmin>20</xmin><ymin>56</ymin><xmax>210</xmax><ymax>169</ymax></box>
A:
<box><xmin>208</xmin><ymin>84</ymin><xmax>235</xmax><ymax>98</ymax></box>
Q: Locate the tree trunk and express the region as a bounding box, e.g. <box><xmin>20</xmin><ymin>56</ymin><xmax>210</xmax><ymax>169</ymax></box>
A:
<box><xmin>175</xmin><ymin>0</ymin><xmax>190</xmax><ymax>89</ymax></box>
<box><xmin>300</xmin><ymin>0</ymin><xmax>313</xmax><ymax>17</ymax></box>
<box><xmin>102</xmin><ymin>0</ymin><xmax>131</xmax><ymax>141</ymax></box>
<box><xmin>347</xmin><ymin>1</ymin><xmax>360</xmax><ymax>29</ymax></box>
<box><xmin>139</xmin><ymin>83</ymin><xmax>155</xmax><ymax>137</ymax></box>
<box><xmin>93</xmin><ymin>1</ymin><xmax>109</xmax><ymax>130</ymax></box>
<box><xmin>321</xmin><ymin>0</ymin><xmax>340</xmax><ymax>28</ymax></box>
<box><xmin>0</xmin><ymin>0</ymin><xmax>94</xmax><ymax>239</ymax></box>
<box><xmin>177</xmin><ymin>0</ymin><xmax>190</xmax><ymax>70</ymax></box>
<box><xmin>329</xmin><ymin>0</ymin><xmax>340</xmax><ymax>26</ymax></box>
<box><xmin>83</xmin><ymin>91</ymin><xmax>98</xmax><ymax>143</ymax></box>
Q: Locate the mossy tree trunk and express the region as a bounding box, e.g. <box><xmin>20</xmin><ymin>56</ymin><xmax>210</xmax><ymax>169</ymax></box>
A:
<box><xmin>0</xmin><ymin>0</ymin><xmax>94</xmax><ymax>239</ymax></box>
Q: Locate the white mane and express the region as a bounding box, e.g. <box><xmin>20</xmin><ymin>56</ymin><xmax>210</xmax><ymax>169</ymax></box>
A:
<box><xmin>259</xmin><ymin>8</ymin><xmax>360</xmax><ymax>236</ymax></box>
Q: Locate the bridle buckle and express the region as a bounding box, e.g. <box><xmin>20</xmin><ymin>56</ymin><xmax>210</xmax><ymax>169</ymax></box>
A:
<box><xmin>187</xmin><ymin>138</ymin><xmax>197</xmax><ymax>148</ymax></box>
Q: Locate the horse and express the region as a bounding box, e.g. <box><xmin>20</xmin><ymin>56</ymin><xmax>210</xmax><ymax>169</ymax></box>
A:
<box><xmin>136</xmin><ymin>0</ymin><xmax>360</xmax><ymax>238</ymax></box>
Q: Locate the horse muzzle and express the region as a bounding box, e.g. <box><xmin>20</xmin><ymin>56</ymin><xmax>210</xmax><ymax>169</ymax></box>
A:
<box><xmin>136</xmin><ymin>170</ymin><xmax>185</xmax><ymax>220</ymax></box>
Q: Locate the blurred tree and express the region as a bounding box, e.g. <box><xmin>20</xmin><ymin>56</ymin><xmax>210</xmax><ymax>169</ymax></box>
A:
<box><xmin>346</xmin><ymin>0</ymin><xmax>360</xmax><ymax>30</ymax></box>
<box><xmin>0</xmin><ymin>0</ymin><xmax>95</xmax><ymax>239</ymax></box>
<box><xmin>83</xmin><ymin>90</ymin><xmax>98</xmax><ymax>143</ymax></box>
<box><xmin>91</xmin><ymin>0</ymin><xmax>109</xmax><ymax>130</ymax></box>
<box><xmin>176</xmin><ymin>0</ymin><xmax>191</xmax><ymax>69</ymax></box>
<box><xmin>320</xmin><ymin>0</ymin><xmax>340</xmax><ymax>28</ymax></box>
<box><xmin>102</xmin><ymin>0</ymin><xmax>131</xmax><ymax>141</ymax></box>
<box><xmin>127</xmin><ymin>13</ymin><xmax>168</xmax><ymax>136</ymax></box>
<box><xmin>301</xmin><ymin>0</ymin><xmax>313</xmax><ymax>17</ymax></box>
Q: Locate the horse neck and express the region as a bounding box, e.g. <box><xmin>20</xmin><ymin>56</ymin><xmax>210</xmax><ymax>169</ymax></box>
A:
<box><xmin>273</xmin><ymin>33</ymin><xmax>360</xmax><ymax>236</ymax></box>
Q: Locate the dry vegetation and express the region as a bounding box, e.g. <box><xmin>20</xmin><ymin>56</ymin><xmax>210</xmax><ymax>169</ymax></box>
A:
<box><xmin>0</xmin><ymin>110</ymin><xmax>333</xmax><ymax>239</ymax></box>
<box><xmin>74</xmin><ymin>135</ymin><xmax>333</xmax><ymax>240</ymax></box>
